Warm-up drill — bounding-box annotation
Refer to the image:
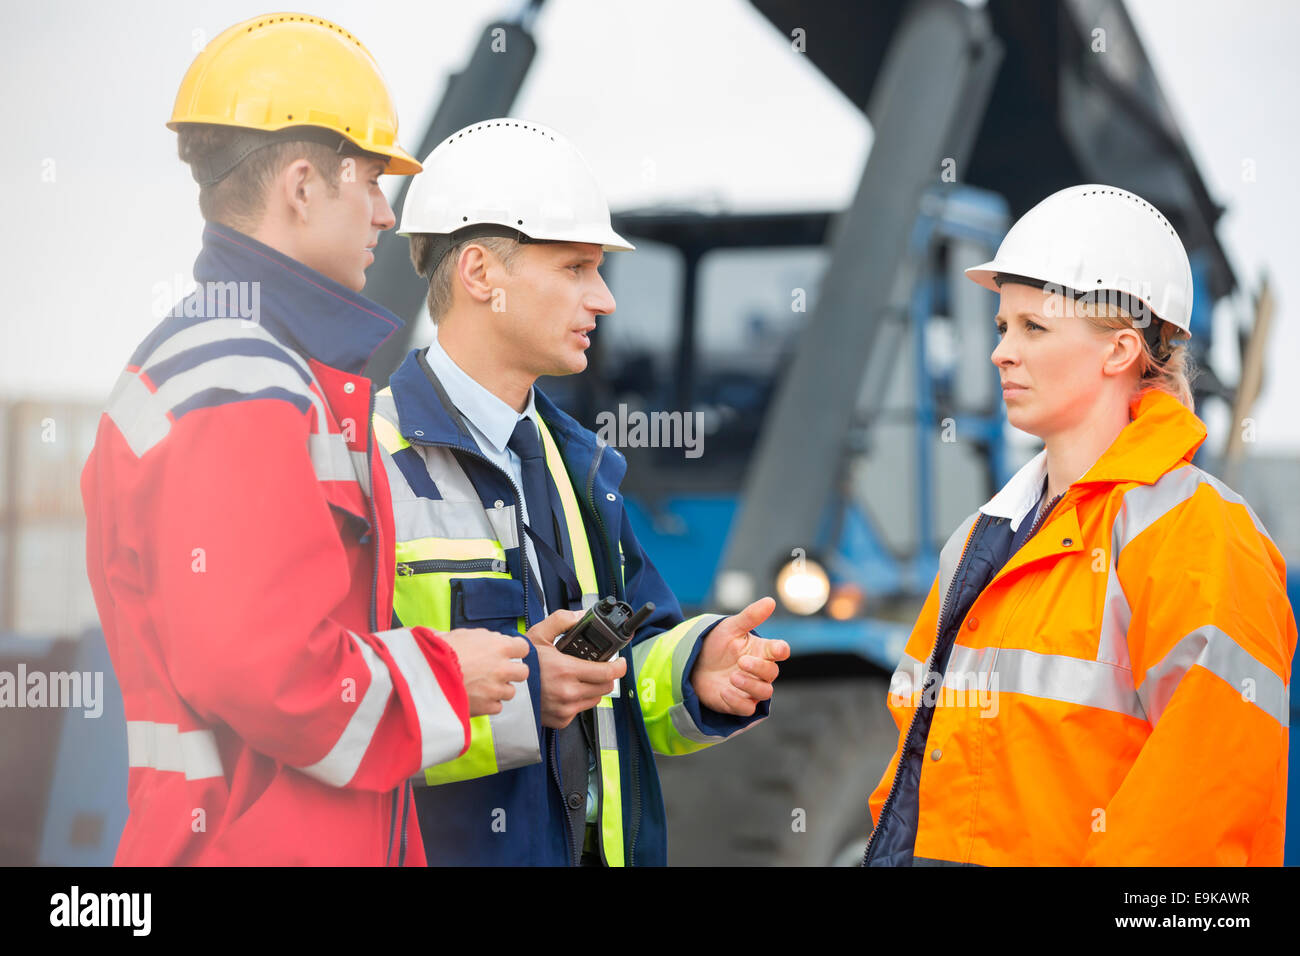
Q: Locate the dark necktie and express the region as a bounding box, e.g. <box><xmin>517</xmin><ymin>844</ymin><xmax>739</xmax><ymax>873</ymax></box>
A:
<box><xmin>507</xmin><ymin>414</ymin><xmax>592</xmax><ymax>863</ymax></box>
<box><xmin>507</xmin><ymin>417</ymin><xmax>567</xmax><ymax>616</ymax></box>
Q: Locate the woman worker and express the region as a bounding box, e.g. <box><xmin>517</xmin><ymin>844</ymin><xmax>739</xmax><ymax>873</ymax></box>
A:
<box><xmin>863</xmin><ymin>185</ymin><xmax>1295</xmax><ymax>866</ymax></box>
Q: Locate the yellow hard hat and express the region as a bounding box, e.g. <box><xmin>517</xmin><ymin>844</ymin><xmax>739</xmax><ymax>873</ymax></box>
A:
<box><xmin>168</xmin><ymin>12</ymin><xmax>421</xmax><ymax>182</ymax></box>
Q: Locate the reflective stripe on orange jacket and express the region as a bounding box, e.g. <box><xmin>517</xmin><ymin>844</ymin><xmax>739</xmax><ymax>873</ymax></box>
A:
<box><xmin>866</xmin><ymin>388</ymin><xmax>1295</xmax><ymax>865</ymax></box>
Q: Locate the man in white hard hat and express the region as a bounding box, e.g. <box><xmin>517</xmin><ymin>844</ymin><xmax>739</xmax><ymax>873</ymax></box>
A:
<box><xmin>371</xmin><ymin>118</ymin><xmax>791</xmax><ymax>866</ymax></box>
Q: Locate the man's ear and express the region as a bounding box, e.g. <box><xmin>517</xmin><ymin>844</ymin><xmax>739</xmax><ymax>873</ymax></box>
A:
<box><xmin>456</xmin><ymin>244</ymin><xmax>500</xmax><ymax>307</ymax></box>
<box><xmin>276</xmin><ymin>158</ymin><xmax>317</xmax><ymax>225</ymax></box>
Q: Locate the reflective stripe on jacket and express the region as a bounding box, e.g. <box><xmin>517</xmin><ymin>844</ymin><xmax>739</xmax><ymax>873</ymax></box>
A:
<box><xmin>375</xmin><ymin>347</ymin><xmax>768</xmax><ymax>866</ymax></box>
<box><xmin>866</xmin><ymin>388</ymin><xmax>1295</xmax><ymax>866</ymax></box>
<box><xmin>81</xmin><ymin>223</ymin><xmax>471</xmax><ymax>865</ymax></box>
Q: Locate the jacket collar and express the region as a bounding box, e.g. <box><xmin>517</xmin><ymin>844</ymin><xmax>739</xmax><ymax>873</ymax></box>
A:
<box><xmin>192</xmin><ymin>221</ymin><xmax>403</xmax><ymax>374</ymax></box>
<box><xmin>1078</xmin><ymin>387</ymin><xmax>1207</xmax><ymax>486</ymax></box>
<box><xmin>981</xmin><ymin>388</ymin><xmax>1203</xmax><ymax>531</ymax></box>
<box><xmin>985</xmin><ymin>388</ymin><xmax>1206</xmax><ymax>519</ymax></box>
<box><xmin>388</xmin><ymin>348</ymin><xmax>627</xmax><ymax>487</ymax></box>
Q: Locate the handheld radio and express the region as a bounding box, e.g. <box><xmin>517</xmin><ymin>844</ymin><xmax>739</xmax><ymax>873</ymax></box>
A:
<box><xmin>554</xmin><ymin>597</ymin><xmax>655</xmax><ymax>662</ymax></box>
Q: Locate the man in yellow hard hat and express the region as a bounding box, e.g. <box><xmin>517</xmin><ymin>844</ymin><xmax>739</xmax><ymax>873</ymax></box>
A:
<box><xmin>167</xmin><ymin>12</ymin><xmax>423</xmax><ymax>293</ymax></box>
<box><xmin>81</xmin><ymin>13</ymin><xmax>528</xmax><ymax>865</ymax></box>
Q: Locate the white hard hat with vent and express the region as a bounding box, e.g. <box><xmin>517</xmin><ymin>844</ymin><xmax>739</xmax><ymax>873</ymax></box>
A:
<box><xmin>965</xmin><ymin>184</ymin><xmax>1194</xmax><ymax>336</ymax></box>
<box><xmin>398</xmin><ymin>118</ymin><xmax>633</xmax><ymax>273</ymax></box>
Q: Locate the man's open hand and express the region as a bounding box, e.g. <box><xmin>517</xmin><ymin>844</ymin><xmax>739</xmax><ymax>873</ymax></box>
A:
<box><xmin>437</xmin><ymin>628</ymin><xmax>531</xmax><ymax>717</ymax></box>
<box><xmin>526</xmin><ymin>609</ymin><xmax>627</xmax><ymax>729</ymax></box>
<box><xmin>690</xmin><ymin>597</ymin><xmax>790</xmax><ymax>717</ymax></box>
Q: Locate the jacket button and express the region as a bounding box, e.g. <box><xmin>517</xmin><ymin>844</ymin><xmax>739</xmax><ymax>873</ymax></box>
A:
<box><xmin>413</xmin><ymin>429</ymin><xmax>424</xmax><ymax>437</ymax></box>
<box><xmin>930</xmin><ymin>749</ymin><xmax>943</xmax><ymax>761</ymax></box>
<box><xmin>343</xmin><ymin>382</ymin><xmax>356</xmax><ymax>394</ymax></box>
<box><xmin>494</xmin><ymin>499</ymin><xmax>504</xmax><ymax>509</ymax></box>
<box><xmin>966</xmin><ymin>617</ymin><xmax>979</xmax><ymax>630</ymax></box>
<box><xmin>566</xmin><ymin>791</ymin><xmax>584</xmax><ymax>810</ymax></box>
<box><xmin>1062</xmin><ymin>537</ymin><xmax>1073</xmax><ymax>546</ymax></box>
<box><xmin>606</xmin><ymin>492</ymin><xmax>617</xmax><ymax>502</ymax></box>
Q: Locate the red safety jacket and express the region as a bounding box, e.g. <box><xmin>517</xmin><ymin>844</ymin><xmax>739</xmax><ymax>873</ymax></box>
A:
<box><xmin>81</xmin><ymin>223</ymin><xmax>470</xmax><ymax>865</ymax></box>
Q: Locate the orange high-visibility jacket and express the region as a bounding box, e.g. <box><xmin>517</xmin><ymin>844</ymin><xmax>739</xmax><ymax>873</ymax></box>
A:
<box><xmin>866</xmin><ymin>388</ymin><xmax>1295</xmax><ymax>865</ymax></box>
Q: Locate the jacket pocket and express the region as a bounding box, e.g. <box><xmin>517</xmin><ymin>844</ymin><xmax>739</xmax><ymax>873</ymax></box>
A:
<box><xmin>450</xmin><ymin>576</ymin><xmax>526</xmax><ymax>636</ymax></box>
<box><xmin>392</xmin><ymin>541</ymin><xmax>516</xmax><ymax>634</ymax></box>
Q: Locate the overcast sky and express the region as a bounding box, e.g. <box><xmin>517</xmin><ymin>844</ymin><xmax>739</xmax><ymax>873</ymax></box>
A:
<box><xmin>3</xmin><ymin>0</ymin><xmax>1296</xmax><ymax>450</ymax></box>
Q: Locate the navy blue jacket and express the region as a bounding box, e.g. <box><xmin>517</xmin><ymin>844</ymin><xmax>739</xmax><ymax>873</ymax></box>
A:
<box><xmin>385</xmin><ymin>349</ymin><xmax>768</xmax><ymax>865</ymax></box>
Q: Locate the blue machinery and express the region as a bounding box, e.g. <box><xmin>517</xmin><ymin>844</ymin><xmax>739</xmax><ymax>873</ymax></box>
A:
<box><xmin>9</xmin><ymin>0</ymin><xmax>1298</xmax><ymax>866</ymax></box>
<box><xmin>603</xmin><ymin>187</ymin><xmax>1015</xmax><ymax>669</ymax></box>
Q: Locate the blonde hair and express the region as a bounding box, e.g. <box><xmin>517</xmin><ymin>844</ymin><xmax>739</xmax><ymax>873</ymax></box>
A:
<box><xmin>408</xmin><ymin>234</ymin><xmax>521</xmax><ymax>324</ymax></box>
<box><xmin>1076</xmin><ymin>300</ymin><xmax>1197</xmax><ymax>411</ymax></box>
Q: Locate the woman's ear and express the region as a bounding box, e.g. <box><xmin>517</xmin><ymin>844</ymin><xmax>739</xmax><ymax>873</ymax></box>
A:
<box><xmin>1102</xmin><ymin>327</ymin><xmax>1145</xmax><ymax>379</ymax></box>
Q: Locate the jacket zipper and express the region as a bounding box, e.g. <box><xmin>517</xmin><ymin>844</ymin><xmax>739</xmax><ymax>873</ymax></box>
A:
<box><xmin>585</xmin><ymin>446</ymin><xmax>613</xmax><ymax>866</ymax></box>
<box><xmin>398</xmin><ymin>779</ymin><xmax>410</xmax><ymax>865</ymax></box>
<box><xmin>1025</xmin><ymin>490</ymin><xmax>1064</xmax><ymax>540</ymax></box>
<box><xmin>360</xmin><ymin>385</ymin><xmax>404</xmax><ymax>868</ymax></box>
<box><xmin>592</xmin><ymin>721</ymin><xmax>606</xmax><ymax>866</ymax></box>
<box><xmin>386</xmin><ymin>782</ymin><xmax>397</xmax><ymax>866</ymax></box>
<box><xmin>551</xmin><ymin>729</ymin><xmax>582</xmax><ymax>865</ymax></box>
<box><xmin>585</xmin><ymin>444</ymin><xmax>620</xmax><ymax>601</ymax></box>
<box><xmin>365</xmin><ymin>388</ymin><xmax>380</xmax><ymax>632</ymax></box>
<box><xmin>863</xmin><ymin>512</ymin><xmax>987</xmax><ymax>865</ymax></box>
<box><xmin>396</xmin><ymin>558</ymin><xmax>505</xmax><ymax>576</ymax></box>
<box><xmin>585</xmin><ymin>443</ymin><xmax>639</xmax><ymax>866</ymax></box>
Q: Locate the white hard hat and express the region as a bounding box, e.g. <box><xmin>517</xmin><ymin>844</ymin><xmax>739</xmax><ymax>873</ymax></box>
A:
<box><xmin>398</xmin><ymin>117</ymin><xmax>633</xmax><ymax>272</ymax></box>
<box><xmin>965</xmin><ymin>184</ymin><xmax>1194</xmax><ymax>335</ymax></box>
